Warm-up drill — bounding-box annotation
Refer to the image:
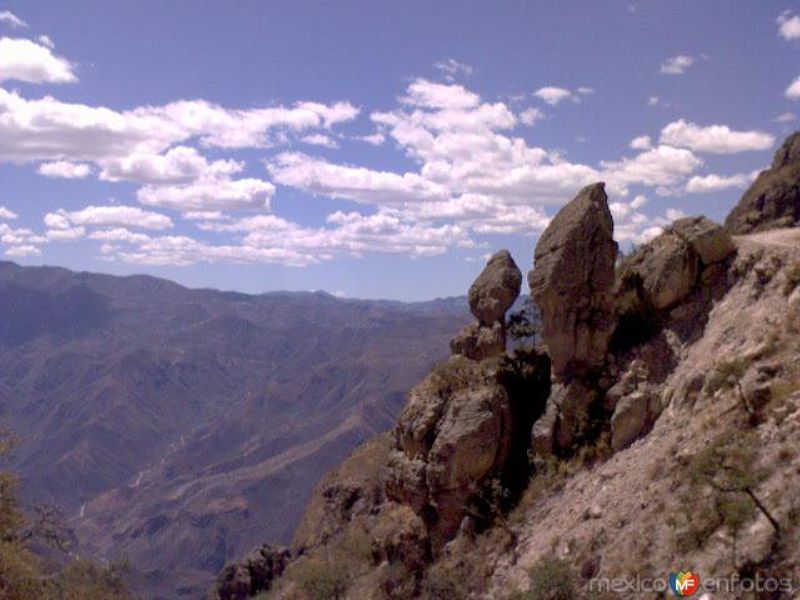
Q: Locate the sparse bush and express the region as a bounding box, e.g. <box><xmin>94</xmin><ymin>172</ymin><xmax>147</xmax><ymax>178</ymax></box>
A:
<box><xmin>291</xmin><ymin>558</ymin><xmax>351</xmax><ymax>600</ymax></box>
<box><xmin>508</xmin><ymin>555</ymin><xmax>581</xmax><ymax>600</ymax></box>
<box><xmin>420</xmin><ymin>563</ymin><xmax>469</xmax><ymax>600</ymax></box>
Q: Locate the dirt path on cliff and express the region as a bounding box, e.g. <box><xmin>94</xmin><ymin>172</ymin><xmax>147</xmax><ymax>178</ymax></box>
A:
<box><xmin>736</xmin><ymin>227</ymin><xmax>800</xmax><ymax>254</ymax></box>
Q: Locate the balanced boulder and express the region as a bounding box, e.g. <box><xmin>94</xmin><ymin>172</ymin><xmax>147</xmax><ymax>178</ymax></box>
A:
<box><xmin>452</xmin><ymin>249</ymin><xmax>521</xmax><ymax>361</ymax></box>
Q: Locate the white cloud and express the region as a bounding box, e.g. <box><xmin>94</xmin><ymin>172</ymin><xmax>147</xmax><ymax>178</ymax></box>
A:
<box><xmin>519</xmin><ymin>107</ymin><xmax>544</xmax><ymax>126</ymax></box>
<box><xmin>182</xmin><ymin>210</ymin><xmax>228</xmax><ymax>221</ymax></box>
<box><xmin>354</xmin><ymin>132</ymin><xmax>385</xmax><ymax>145</ymax></box>
<box><xmin>577</xmin><ymin>86</ymin><xmax>594</xmax><ymax>95</ymax></box>
<box><xmin>659</xmin><ymin>119</ymin><xmax>775</xmax><ymax>154</ymax></box>
<box><xmin>37</xmin><ymin>160</ymin><xmax>92</xmax><ymax>179</ymax></box>
<box><xmin>774</xmin><ymin>112</ymin><xmax>797</xmax><ymax>123</ymax></box>
<box><xmin>601</xmin><ymin>145</ymin><xmax>703</xmax><ymax>190</ymax></box>
<box><xmin>433</xmin><ymin>58</ymin><xmax>473</xmax><ymax>82</ymax></box>
<box><xmin>786</xmin><ymin>76</ymin><xmax>800</xmax><ymax>100</ymax></box>
<box><xmin>648</xmin><ymin>96</ymin><xmax>660</xmax><ymax>106</ymax></box>
<box><xmin>88</xmin><ymin>228</ymin><xmax>151</xmax><ymax>244</ymax></box>
<box><xmin>0</xmin><ymin>88</ymin><xmax>358</xmax><ymax>165</ymax></box>
<box><xmin>37</xmin><ymin>35</ymin><xmax>54</xmax><ymax>48</ymax></box>
<box><xmin>533</xmin><ymin>86</ymin><xmax>572</xmax><ymax>106</ymax></box>
<box><xmin>45</xmin><ymin>205</ymin><xmax>173</xmax><ymax>230</ymax></box>
<box><xmin>660</xmin><ymin>54</ymin><xmax>694</xmax><ymax>75</ymax></box>
<box><xmin>0</xmin><ymin>206</ymin><xmax>17</xmax><ymax>219</ymax></box>
<box><xmin>5</xmin><ymin>245</ymin><xmax>40</xmax><ymax>257</ymax></box>
<box><xmin>301</xmin><ymin>133</ymin><xmax>339</xmax><ymax>148</ymax></box>
<box><xmin>0</xmin><ymin>11</ymin><xmax>27</xmax><ymax>28</ymax></box>
<box><xmin>629</xmin><ymin>135</ymin><xmax>652</xmax><ymax>150</ymax></box>
<box><xmin>46</xmin><ymin>226</ymin><xmax>85</xmax><ymax>241</ymax></box>
<box><xmin>138</xmin><ymin>176</ymin><xmax>275</xmax><ymax>211</ymax></box>
<box><xmin>0</xmin><ymin>37</ymin><xmax>76</xmax><ymax>83</ymax></box>
<box><xmin>685</xmin><ymin>173</ymin><xmax>749</xmax><ymax>193</ymax></box>
<box><xmin>778</xmin><ymin>11</ymin><xmax>800</xmax><ymax>41</ymax></box>
<box><xmin>98</xmin><ymin>146</ymin><xmax>242</xmax><ymax>184</ymax></box>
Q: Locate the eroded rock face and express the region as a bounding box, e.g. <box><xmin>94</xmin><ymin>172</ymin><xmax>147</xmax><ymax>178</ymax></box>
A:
<box><xmin>725</xmin><ymin>131</ymin><xmax>800</xmax><ymax>234</ymax></box>
<box><xmin>610</xmin><ymin>389</ymin><xmax>661</xmax><ymax>451</ymax></box>
<box><xmin>213</xmin><ymin>544</ymin><xmax>290</xmax><ymax>600</ymax></box>
<box><xmin>386</xmin><ymin>357</ymin><xmax>513</xmax><ymax>545</ymax></box>
<box><xmin>672</xmin><ymin>216</ymin><xmax>736</xmax><ymax>266</ymax></box>
<box><xmin>469</xmin><ymin>250</ymin><xmax>523</xmax><ymax>325</ymax></box>
<box><xmin>450</xmin><ymin>321</ymin><xmax>505</xmax><ymax>361</ymax></box>
<box><xmin>529</xmin><ymin>182</ymin><xmax>617</xmax><ymax>380</ymax></box>
<box><xmin>619</xmin><ymin>231</ymin><xmax>700</xmax><ymax>312</ymax></box>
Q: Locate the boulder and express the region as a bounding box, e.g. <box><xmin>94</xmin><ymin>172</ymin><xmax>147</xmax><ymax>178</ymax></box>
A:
<box><xmin>671</xmin><ymin>216</ymin><xmax>736</xmax><ymax>266</ymax></box>
<box><xmin>386</xmin><ymin>357</ymin><xmax>513</xmax><ymax>544</ymax></box>
<box><xmin>725</xmin><ymin>131</ymin><xmax>800</xmax><ymax>234</ymax></box>
<box><xmin>616</xmin><ymin>230</ymin><xmax>700</xmax><ymax>312</ymax></box>
<box><xmin>213</xmin><ymin>544</ymin><xmax>290</xmax><ymax>600</ymax></box>
<box><xmin>468</xmin><ymin>250</ymin><xmax>523</xmax><ymax>325</ymax></box>
<box><xmin>450</xmin><ymin>321</ymin><xmax>505</xmax><ymax>361</ymax></box>
<box><xmin>371</xmin><ymin>504</ymin><xmax>429</xmax><ymax>572</ymax></box>
<box><xmin>610</xmin><ymin>389</ymin><xmax>661</xmax><ymax>451</ymax></box>
<box><xmin>529</xmin><ymin>182</ymin><xmax>618</xmax><ymax>379</ymax></box>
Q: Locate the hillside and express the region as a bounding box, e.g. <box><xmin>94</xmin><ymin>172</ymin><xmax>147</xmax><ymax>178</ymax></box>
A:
<box><xmin>0</xmin><ymin>263</ymin><xmax>469</xmax><ymax>598</ymax></box>
<box><xmin>227</xmin><ymin>132</ymin><xmax>800</xmax><ymax>600</ymax></box>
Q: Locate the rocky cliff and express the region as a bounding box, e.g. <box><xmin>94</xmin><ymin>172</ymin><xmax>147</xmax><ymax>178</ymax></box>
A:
<box><xmin>214</xmin><ymin>132</ymin><xmax>800</xmax><ymax>599</ymax></box>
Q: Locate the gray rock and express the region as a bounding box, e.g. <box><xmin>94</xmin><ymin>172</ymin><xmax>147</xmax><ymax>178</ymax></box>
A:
<box><xmin>610</xmin><ymin>390</ymin><xmax>661</xmax><ymax>451</ymax></box>
<box><xmin>450</xmin><ymin>321</ymin><xmax>505</xmax><ymax>361</ymax></box>
<box><xmin>671</xmin><ymin>216</ymin><xmax>736</xmax><ymax>266</ymax></box>
<box><xmin>387</xmin><ymin>357</ymin><xmax>513</xmax><ymax>543</ymax></box>
<box><xmin>531</xmin><ymin>398</ymin><xmax>558</xmax><ymax>457</ymax></box>
<box><xmin>616</xmin><ymin>230</ymin><xmax>700</xmax><ymax>312</ymax></box>
<box><xmin>529</xmin><ymin>182</ymin><xmax>617</xmax><ymax>379</ymax></box>
<box><xmin>725</xmin><ymin>131</ymin><xmax>800</xmax><ymax>234</ymax></box>
<box><xmin>213</xmin><ymin>544</ymin><xmax>290</xmax><ymax>600</ymax></box>
<box><xmin>469</xmin><ymin>250</ymin><xmax>522</xmax><ymax>325</ymax></box>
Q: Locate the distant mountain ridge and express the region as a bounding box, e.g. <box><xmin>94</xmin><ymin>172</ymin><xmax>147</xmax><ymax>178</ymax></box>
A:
<box><xmin>0</xmin><ymin>260</ymin><xmax>470</xmax><ymax>598</ymax></box>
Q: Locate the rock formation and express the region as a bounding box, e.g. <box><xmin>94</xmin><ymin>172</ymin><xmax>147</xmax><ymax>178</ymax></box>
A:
<box><xmin>213</xmin><ymin>544</ymin><xmax>290</xmax><ymax>600</ymax></box>
<box><xmin>725</xmin><ymin>131</ymin><xmax>800</xmax><ymax>234</ymax></box>
<box><xmin>528</xmin><ymin>182</ymin><xmax>618</xmax><ymax>454</ymax></box>
<box><xmin>388</xmin><ymin>250</ymin><xmax>524</xmax><ymax>546</ymax></box>
<box><xmin>451</xmin><ymin>250</ymin><xmax>522</xmax><ymax>361</ymax></box>
<box><xmin>529</xmin><ymin>182</ymin><xmax>617</xmax><ymax>379</ymax></box>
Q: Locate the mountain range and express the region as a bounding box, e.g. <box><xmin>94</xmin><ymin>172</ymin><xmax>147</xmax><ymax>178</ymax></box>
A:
<box><xmin>0</xmin><ymin>260</ymin><xmax>470</xmax><ymax>598</ymax></box>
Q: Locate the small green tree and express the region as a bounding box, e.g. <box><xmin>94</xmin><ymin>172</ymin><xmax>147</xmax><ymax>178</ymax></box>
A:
<box><xmin>691</xmin><ymin>433</ymin><xmax>780</xmax><ymax>566</ymax></box>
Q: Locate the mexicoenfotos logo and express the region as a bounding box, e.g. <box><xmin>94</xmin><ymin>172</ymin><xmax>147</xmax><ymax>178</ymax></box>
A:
<box><xmin>669</xmin><ymin>570</ymin><xmax>700</xmax><ymax>596</ymax></box>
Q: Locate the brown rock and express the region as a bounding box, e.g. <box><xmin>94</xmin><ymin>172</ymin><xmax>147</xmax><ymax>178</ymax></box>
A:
<box><xmin>671</xmin><ymin>216</ymin><xmax>736</xmax><ymax>266</ymax></box>
<box><xmin>617</xmin><ymin>230</ymin><xmax>700</xmax><ymax>312</ymax></box>
<box><xmin>450</xmin><ymin>321</ymin><xmax>505</xmax><ymax>361</ymax></box>
<box><xmin>386</xmin><ymin>357</ymin><xmax>513</xmax><ymax>544</ymax></box>
<box><xmin>725</xmin><ymin>131</ymin><xmax>800</xmax><ymax>234</ymax></box>
<box><xmin>610</xmin><ymin>389</ymin><xmax>661</xmax><ymax>451</ymax></box>
<box><xmin>213</xmin><ymin>544</ymin><xmax>290</xmax><ymax>600</ymax></box>
<box><xmin>469</xmin><ymin>250</ymin><xmax>522</xmax><ymax>325</ymax></box>
<box><xmin>529</xmin><ymin>182</ymin><xmax>618</xmax><ymax>379</ymax></box>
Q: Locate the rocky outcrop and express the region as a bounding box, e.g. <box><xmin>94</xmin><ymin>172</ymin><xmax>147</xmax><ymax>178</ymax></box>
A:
<box><xmin>451</xmin><ymin>250</ymin><xmax>522</xmax><ymax>361</ymax></box>
<box><xmin>528</xmin><ymin>183</ymin><xmax>617</xmax><ymax>454</ymax></box>
<box><xmin>529</xmin><ymin>182</ymin><xmax>617</xmax><ymax>380</ymax></box>
<box><xmin>386</xmin><ymin>357</ymin><xmax>514</xmax><ymax>546</ymax></box>
<box><xmin>725</xmin><ymin>131</ymin><xmax>800</xmax><ymax>234</ymax></box>
<box><xmin>213</xmin><ymin>544</ymin><xmax>290</xmax><ymax>600</ymax></box>
<box><xmin>615</xmin><ymin>217</ymin><xmax>735</xmax><ymax>318</ymax></box>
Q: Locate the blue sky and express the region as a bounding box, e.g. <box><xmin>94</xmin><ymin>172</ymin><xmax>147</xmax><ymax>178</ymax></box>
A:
<box><xmin>0</xmin><ymin>1</ymin><xmax>798</xmax><ymax>300</ymax></box>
